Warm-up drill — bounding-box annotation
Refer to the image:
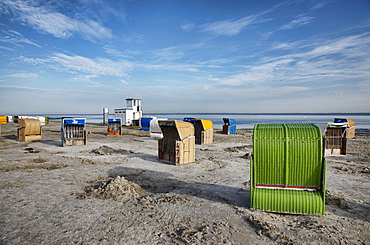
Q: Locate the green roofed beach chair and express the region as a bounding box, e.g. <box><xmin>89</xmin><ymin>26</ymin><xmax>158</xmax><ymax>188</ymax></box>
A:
<box><xmin>250</xmin><ymin>123</ymin><xmax>326</xmax><ymax>215</ymax></box>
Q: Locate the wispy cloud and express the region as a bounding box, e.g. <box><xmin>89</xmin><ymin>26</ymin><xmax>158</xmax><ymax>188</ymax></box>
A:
<box><xmin>219</xmin><ymin>59</ymin><xmax>295</xmax><ymax>86</ymax></box>
<box><xmin>201</xmin><ymin>13</ymin><xmax>271</xmax><ymax>36</ymax></box>
<box><xmin>310</xmin><ymin>2</ymin><xmax>327</xmax><ymax>10</ymax></box>
<box><xmin>180</xmin><ymin>21</ymin><xmax>195</xmax><ymax>32</ymax></box>
<box><xmin>120</xmin><ymin>79</ymin><xmax>129</xmax><ymax>85</ymax></box>
<box><xmin>302</xmin><ymin>34</ymin><xmax>369</xmax><ymax>59</ymax></box>
<box><xmin>72</xmin><ymin>75</ymin><xmax>111</xmax><ymax>88</ymax></box>
<box><xmin>0</xmin><ymin>84</ymin><xmax>119</xmax><ymax>95</ymax></box>
<box><xmin>0</xmin><ymin>85</ymin><xmax>49</xmax><ymax>91</ymax></box>
<box><xmin>86</xmin><ymin>81</ymin><xmax>109</xmax><ymax>88</ymax></box>
<box><xmin>151</xmin><ymin>46</ymin><xmax>185</xmax><ymax>61</ymax></box>
<box><xmin>0</xmin><ymin>0</ymin><xmax>112</xmax><ymax>40</ymax></box>
<box><xmin>200</xmin><ymin>1</ymin><xmax>294</xmax><ymax>37</ymax></box>
<box><xmin>3</xmin><ymin>73</ymin><xmax>39</xmax><ymax>79</ymax></box>
<box><xmin>218</xmin><ymin>33</ymin><xmax>370</xmax><ymax>90</ymax></box>
<box><xmin>136</xmin><ymin>63</ymin><xmax>199</xmax><ymax>73</ymax></box>
<box><xmin>72</xmin><ymin>75</ymin><xmax>99</xmax><ymax>82</ymax></box>
<box><xmin>279</xmin><ymin>16</ymin><xmax>314</xmax><ymax>30</ymax></box>
<box><xmin>19</xmin><ymin>53</ymin><xmax>132</xmax><ymax>77</ymax></box>
<box><xmin>51</xmin><ymin>53</ymin><xmax>132</xmax><ymax>76</ymax></box>
<box><xmin>271</xmin><ymin>40</ymin><xmax>313</xmax><ymax>50</ymax></box>
<box><xmin>103</xmin><ymin>46</ymin><xmax>133</xmax><ymax>59</ymax></box>
<box><xmin>0</xmin><ymin>45</ymin><xmax>15</xmax><ymax>51</ymax></box>
<box><xmin>122</xmin><ymin>31</ymin><xmax>144</xmax><ymax>44</ymax></box>
<box><xmin>0</xmin><ymin>30</ymin><xmax>41</xmax><ymax>47</ymax></box>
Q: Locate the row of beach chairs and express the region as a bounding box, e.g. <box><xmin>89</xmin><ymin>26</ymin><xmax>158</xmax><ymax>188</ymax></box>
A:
<box><xmin>2</xmin><ymin>117</ymin><xmax>356</xmax><ymax>215</ymax></box>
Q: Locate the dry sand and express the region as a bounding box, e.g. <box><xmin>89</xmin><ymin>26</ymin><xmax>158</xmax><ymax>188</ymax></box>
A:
<box><xmin>0</xmin><ymin>121</ymin><xmax>369</xmax><ymax>244</ymax></box>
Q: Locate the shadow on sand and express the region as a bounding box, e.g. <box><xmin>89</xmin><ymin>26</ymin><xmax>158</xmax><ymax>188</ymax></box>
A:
<box><xmin>106</xmin><ymin>166</ymin><xmax>250</xmax><ymax>208</ymax></box>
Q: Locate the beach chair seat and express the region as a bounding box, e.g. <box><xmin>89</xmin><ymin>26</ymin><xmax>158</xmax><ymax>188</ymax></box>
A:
<box><xmin>107</xmin><ymin>118</ymin><xmax>122</xmax><ymax>135</ymax></box>
<box><xmin>158</xmin><ymin>120</ymin><xmax>195</xmax><ymax>165</ymax></box>
<box><xmin>222</xmin><ymin>118</ymin><xmax>237</xmax><ymax>135</ymax></box>
<box><xmin>61</xmin><ymin>118</ymin><xmax>86</xmax><ymax>146</ymax></box>
<box><xmin>250</xmin><ymin>123</ymin><xmax>326</xmax><ymax>214</ymax></box>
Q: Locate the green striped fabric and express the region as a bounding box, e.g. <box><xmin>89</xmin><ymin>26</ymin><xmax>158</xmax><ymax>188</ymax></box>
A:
<box><xmin>251</xmin><ymin>123</ymin><xmax>326</xmax><ymax>214</ymax></box>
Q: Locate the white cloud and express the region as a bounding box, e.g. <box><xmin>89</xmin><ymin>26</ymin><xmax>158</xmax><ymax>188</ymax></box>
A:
<box><xmin>219</xmin><ymin>59</ymin><xmax>294</xmax><ymax>86</ymax></box>
<box><xmin>72</xmin><ymin>75</ymin><xmax>99</xmax><ymax>82</ymax></box>
<box><xmin>72</xmin><ymin>75</ymin><xmax>110</xmax><ymax>88</ymax></box>
<box><xmin>0</xmin><ymin>85</ymin><xmax>49</xmax><ymax>91</ymax></box>
<box><xmin>4</xmin><ymin>73</ymin><xmax>39</xmax><ymax>79</ymax></box>
<box><xmin>202</xmin><ymin>84</ymin><xmax>211</xmax><ymax>90</ymax></box>
<box><xmin>207</xmin><ymin>75</ymin><xmax>220</xmax><ymax>82</ymax></box>
<box><xmin>0</xmin><ymin>0</ymin><xmax>112</xmax><ymax>40</ymax></box>
<box><xmin>151</xmin><ymin>46</ymin><xmax>185</xmax><ymax>61</ymax></box>
<box><xmin>271</xmin><ymin>40</ymin><xmax>310</xmax><ymax>50</ymax></box>
<box><xmin>136</xmin><ymin>63</ymin><xmax>199</xmax><ymax>73</ymax></box>
<box><xmin>0</xmin><ymin>45</ymin><xmax>15</xmax><ymax>51</ymax></box>
<box><xmin>180</xmin><ymin>21</ymin><xmax>195</xmax><ymax>32</ymax></box>
<box><xmin>279</xmin><ymin>16</ymin><xmax>314</xmax><ymax>30</ymax></box>
<box><xmin>20</xmin><ymin>53</ymin><xmax>132</xmax><ymax>77</ymax></box>
<box><xmin>103</xmin><ymin>46</ymin><xmax>132</xmax><ymax>58</ymax></box>
<box><xmin>218</xmin><ymin>34</ymin><xmax>370</xmax><ymax>90</ymax></box>
<box><xmin>310</xmin><ymin>2</ymin><xmax>327</xmax><ymax>10</ymax></box>
<box><xmin>0</xmin><ymin>30</ymin><xmax>41</xmax><ymax>47</ymax></box>
<box><xmin>122</xmin><ymin>31</ymin><xmax>144</xmax><ymax>44</ymax></box>
<box><xmin>86</xmin><ymin>81</ymin><xmax>107</xmax><ymax>88</ymax></box>
<box><xmin>201</xmin><ymin>13</ymin><xmax>271</xmax><ymax>36</ymax></box>
<box><xmin>303</xmin><ymin>34</ymin><xmax>370</xmax><ymax>58</ymax></box>
<box><xmin>51</xmin><ymin>53</ymin><xmax>128</xmax><ymax>76</ymax></box>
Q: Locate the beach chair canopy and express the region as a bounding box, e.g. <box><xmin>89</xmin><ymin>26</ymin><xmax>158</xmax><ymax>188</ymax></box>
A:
<box><xmin>140</xmin><ymin>117</ymin><xmax>153</xmax><ymax>130</ymax></box>
<box><xmin>158</xmin><ymin>120</ymin><xmax>194</xmax><ymax>141</ymax></box>
<box><xmin>108</xmin><ymin>118</ymin><xmax>121</xmax><ymax>123</ymax></box>
<box><xmin>334</xmin><ymin>118</ymin><xmax>355</xmax><ymax>127</ymax></box>
<box><xmin>223</xmin><ymin>118</ymin><xmax>236</xmax><ymax>126</ymax></box>
<box><xmin>0</xmin><ymin>116</ymin><xmax>8</xmax><ymax>124</ymax></box>
<box><xmin>150</xmin><ymin>118</ymin><xmax>168</xmax><ymax>139</ymax></box>
<box><xmin>17</xmin><ymin>118</ymin><xmax>42</xmax><ymax>142</ymax></box>
<box><xmin>190</xmin><ymin>119</ymin><xmax>213</xmax><ymax>131</ymax></box>
<box><xmin>63</xmin><ymin>118</ymin><xmax>85</xmax><ymax>126</ymax></box>
<box><xmin>18</xmin><ymin>119</ymin><xmax>41</xmax><ymax>135</ymax></box>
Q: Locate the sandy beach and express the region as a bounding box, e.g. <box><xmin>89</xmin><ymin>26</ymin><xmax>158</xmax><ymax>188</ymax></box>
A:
<box><xmin>1</xmin><ymin>121</ymin><xmax>369</xmax><ymax>244</ymax></box>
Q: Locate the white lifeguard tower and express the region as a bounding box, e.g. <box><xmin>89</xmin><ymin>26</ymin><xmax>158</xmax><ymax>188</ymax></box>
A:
<box><xmin>114</xmin><ymin>98</ymin><xmax>142</xmax><ymax>126</ymax></box>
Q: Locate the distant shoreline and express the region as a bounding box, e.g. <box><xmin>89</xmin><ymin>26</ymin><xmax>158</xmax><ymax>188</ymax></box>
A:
<box><xmin>3</xmin><ymin>112</ymin><xmax>370</xmax><ymax>116</ymax></box>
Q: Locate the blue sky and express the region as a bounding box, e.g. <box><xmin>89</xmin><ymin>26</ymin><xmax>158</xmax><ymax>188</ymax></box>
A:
<box><xmin>1</xmin><ymin>0</ymin><xmax>370</xmax><ymax>114</ymax></box>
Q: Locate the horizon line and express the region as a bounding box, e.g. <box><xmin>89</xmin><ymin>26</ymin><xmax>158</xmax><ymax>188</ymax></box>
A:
<box><xmin>3</xmin><ymin>112</ymin><xmax>369</xmax><ymax>116</ymax></box>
